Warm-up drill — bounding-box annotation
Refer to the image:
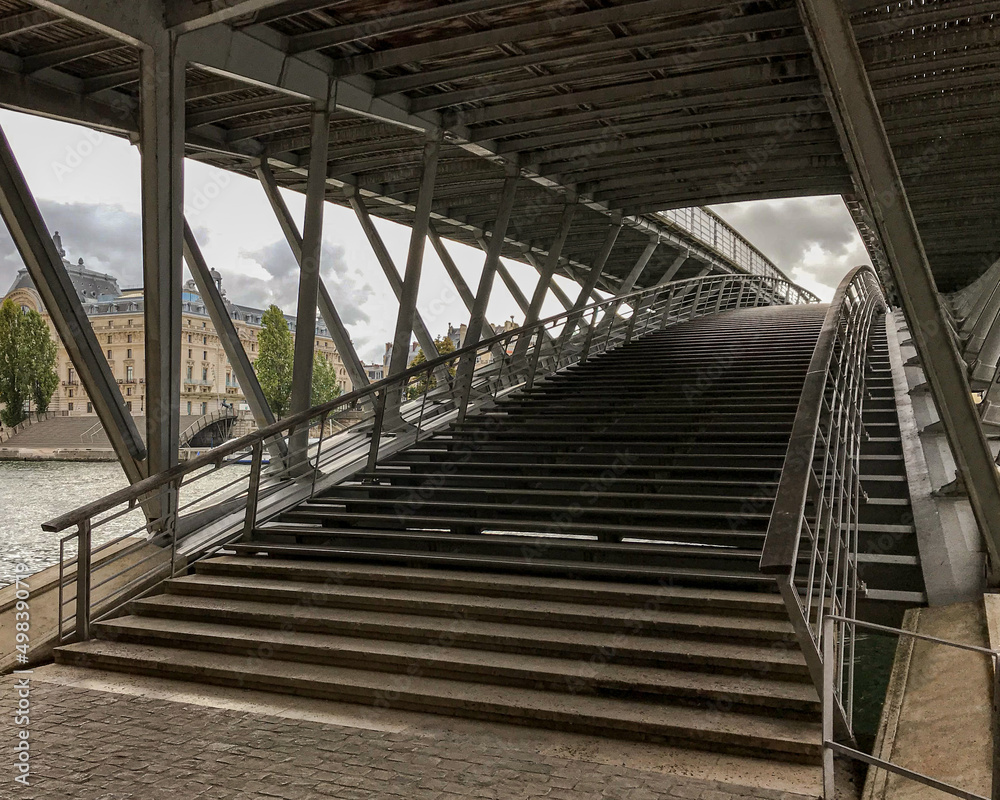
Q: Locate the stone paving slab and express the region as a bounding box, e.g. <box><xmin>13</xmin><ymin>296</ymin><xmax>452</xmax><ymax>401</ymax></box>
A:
<box><xmin>0</xmin><ymin>674</ymin><xmax>823</xmax><ymax>800</ymax></box>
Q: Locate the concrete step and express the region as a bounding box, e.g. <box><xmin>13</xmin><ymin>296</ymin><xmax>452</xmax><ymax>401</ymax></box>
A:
<box><xmin>162</xmin><ymin>574</ymin><xmax>799</xmax><ymax>642</ymax></box>
<box><xmin>194</xmin><ymin>556</ymin><xmax>789</xmax><ymax>615</ymax></box>
<box><xmin>93</xmin><ymin>615</ymin><xmax>819</xmax><ymax>713</ymax></box>
<box><xmin>129</xmin><ymin>592</ymin><xmax>809</xmax><ymax>676</ymax></box>
<box><xmin>55</xmin><ymin>640</ymin><xmax>821</xmax><ymax>761</ymax></box>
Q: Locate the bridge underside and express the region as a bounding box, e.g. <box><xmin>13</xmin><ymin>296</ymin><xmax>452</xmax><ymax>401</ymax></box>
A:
<box><xmin>2</xmin><ymin>2</ymin><xmax>1000</xmax><ymax>581</ymax></box>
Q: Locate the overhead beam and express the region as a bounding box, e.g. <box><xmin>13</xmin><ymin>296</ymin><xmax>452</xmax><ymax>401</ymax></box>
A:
<box><xmin>795</xmin><ymin>0</ymin><xmax>1000</xmax><ymax>577</ymax></box>
<box><xmin>329</xmin><ymin>0</ymin><xmax>721</xmax><ymax>76</ymax></box>
<box><xmin>0</xmin><ymin>123</ymin><xmax>146</xmax><ymax>482</ymax></box>
<box><xmin>167</xmin><ymin>0</ymin><xmax>303</xmax><ymax>33</ymax></box>
<box><xmin>288</xmin><ymin>0</ymin><xmax>540</xmax><ymax>54</ymax></box>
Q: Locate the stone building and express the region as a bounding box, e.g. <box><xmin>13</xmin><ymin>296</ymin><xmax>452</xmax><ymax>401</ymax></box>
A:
<box><xmin>1</xmin><ymin>233</ymin><xmax>353</xmax><ymax>418</ymax></box>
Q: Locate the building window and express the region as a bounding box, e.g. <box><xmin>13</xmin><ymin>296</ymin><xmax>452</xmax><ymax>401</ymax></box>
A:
<box><xmin>225</xmin><ymin>372</ymin><xmax>231</xmax><ymax>387</ymax></box>
<box><xmin>126</xmin><ymin>348</ymin><xmax>132</xmax><ymax>359</ymax></box>
<box><xmin>201</xmin><ymin>402</ymin><xmax>207</xmax><ymax>415</ymax></box>
<box><xmin>68</xmin><ymin>368</ymin><xmax>75</xmax><ymax>384</ymax></box>
<box><xmin>68</xmin><ymin>389</ymin><xmax>73</xmax><ymax>398</ymax></box>
<box><xmin>107</xmin><ymin>349</ymin><xmax>112</xmax><ymax>360</ymax></box>
<box><xmin>68</xmin><ymin>402</ymin><xmax>73</xmax><ymax>411</ymax></box>
<box><xmin>186</xmin><ymin>366</ymin><xmax>192</xmax><ymax>380</ymax></box>
<box><xmin>86</xmin><ymin>402</ymin><xmax>92</xmax><ymax>413</ymax></box>
<box><xmin>202</xmin><ymin>368</ymin><xmax>208</xmax><ymax>381</ymax></box>
<box><xmin>126</xmin><ymin>366</ymin><xmax>134</xmax><ymax>382</ymax></box>
<box><xmin>203</xmin><ymin>335</ymin><xmax>207</xmax><ymax>345</ymax></box>
<box><xmin>126</xmin><ymin>401</ymin><xmax>132</xmax><ymax>411</ymax></box>
<box><xmin>126</xmin><ymin>387</ymin><xmax>131</xmax><ymax>396</ymax></box>
<box><xmin>127</xmin><ymin>334</ymin><xmax>132</xmax><ymax>343</ymax></box>
<box><xmin>107</xmin><ymin>334</ymin><xmax>112</xmax><ymax>344</ymax></box>
<box><xmin>202</xmin><ymin>321</ymin><xmax>207</xmax><ymax>328</ymax></box>
<box><xmin>188</xmin><ymin>334</ymin><xmax>192</xmax><ymax>342</ymax></box>
<box><xmin>202</xmin><ymin>350</ymin><xmax>207</xmax><ymax>360</ymax></box>
<box><xmin>186</xmin><ymin>401</ymin><xmax>191</xmax><ymax>414</ymax></box>
<box><xmin>108</xmin><ymin>321</ymin><xmax>112</xmax><ymax>328</ymax></box>
<box><xmin>127</xmin><ymin>319</ymin><xmax>132</xmax><ymax>327</ymax></box>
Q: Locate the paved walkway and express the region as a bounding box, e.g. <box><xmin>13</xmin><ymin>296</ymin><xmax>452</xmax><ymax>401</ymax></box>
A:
<box><xmin>1</xmin><ymin>667</ymin><xmax>825</xmax><ymax>800</ymax></box>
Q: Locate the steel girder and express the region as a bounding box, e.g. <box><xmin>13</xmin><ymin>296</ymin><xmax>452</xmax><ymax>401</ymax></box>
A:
<box><xmin>0</xmin><ymin>123</ymin><xmax>146</xmax><ymax>482</ymax></box>
<box><xmin>796</xmin><ymin>0</ymin><xmax>1000</xmax><ymax>577</ymax></box>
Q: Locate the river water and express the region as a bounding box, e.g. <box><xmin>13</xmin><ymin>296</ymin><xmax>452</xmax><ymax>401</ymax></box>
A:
<box><xmin>0</xmin><ymin>461</ymin><xmax>129</xmax><ymax>587</ymax></box>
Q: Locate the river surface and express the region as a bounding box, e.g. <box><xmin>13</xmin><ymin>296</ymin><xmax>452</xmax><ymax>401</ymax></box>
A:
<box><xmin>0</xmin><ymin>461</ymin><xmax>129</xmax><ymax>587</ymax></box>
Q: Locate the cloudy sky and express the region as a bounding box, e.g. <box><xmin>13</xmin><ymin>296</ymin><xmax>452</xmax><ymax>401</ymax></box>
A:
<box><xmin>0</xmin><ymin>108</ymin><xmax>867</xmax><ymax>360</ymax></box>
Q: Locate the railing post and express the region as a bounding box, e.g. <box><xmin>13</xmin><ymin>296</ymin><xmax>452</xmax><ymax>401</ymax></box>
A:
<box><xmin>310</xmin><ymin>412</ymin><xmax>328</xmax><ymax>499</ymax></box>
<box><xmin>993</xmin><ymin>653</ymin><xmax>1000</xmax><ymax>800</ymax></box>
<box><xmin>364</xmin><ymin>389</ymin><xmax>388</xmax><ymax>479</ymax></box>
<box><xmin>579</xmin><ymin>308</ymin><xmax>599</xmax><ymax>363</ymax></box>
<box><xmin>689</xmin><ymin>280</ymin><xmax>705</xmax><ymax>319</ymax></box>
<box><xmin>75</xmin><ymin>519</ymin><xmax>91</xmax><ymax>642</ymax></box>
<box><xmin>242</xmin><ymin>440</ymin><xmax>264</xmax><ymax>541</ymax></box>
<box><xmin>823</xmin><ymin>614</ymin><xmax>835</xmax><ymax>799</ymax></box>
<box><xmin>525</xmin><ymin>327</ymin><xmax>545</xmax><ymax>391</ymax></box>
<box><xmin>713</xmin><ymin>277</ymin><xmax>727</xmax><ymax>313</ymax></box>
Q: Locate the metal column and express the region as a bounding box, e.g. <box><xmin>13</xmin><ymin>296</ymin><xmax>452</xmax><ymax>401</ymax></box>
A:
<box><xmin>255</xmin><ymin>160</ymin><xmax>369</xmax><ymax>393</ymax></box>
<box><xmin>138</xmin><ymin>37</ymin><xmax>184</xmax><ymax>480</ymax></box>
<box><xmin>559</xmin><ymin>218</ymin><xmax>623</xmax><ymax>342</ymax></box>
<box><xmin>0</xmin><ymin>124</ymin><xmax>146</xmax><ymax>484</ymax></box>
<box><xmin>288</xmin><ymin>103</ymin><xmax>332</xmax><ymax>428</ymax></box>
<box><xmin>796</xmin><ymin>0</ymin><xmax>1000</xmax><ymax>575</ymax></box>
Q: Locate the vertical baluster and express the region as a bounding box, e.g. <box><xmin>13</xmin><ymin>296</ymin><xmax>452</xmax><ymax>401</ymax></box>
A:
<box><xmin>75</xmin><ymin>519</ymin><xmax>91</xmax><ymax>642</ymax></box>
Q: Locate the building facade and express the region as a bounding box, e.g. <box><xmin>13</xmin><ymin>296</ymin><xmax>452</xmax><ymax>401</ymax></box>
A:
<box><xmin>2</xmin><ymin>234</ymin><xmax>353</xmax><ymax>418</ymax></box>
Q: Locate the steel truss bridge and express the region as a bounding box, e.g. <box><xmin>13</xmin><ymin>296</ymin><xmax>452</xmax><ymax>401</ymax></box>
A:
<box><xmin>2</xmin><ymin>1</ymin><xmax>1000</xmax><ymax>792</ymax></box>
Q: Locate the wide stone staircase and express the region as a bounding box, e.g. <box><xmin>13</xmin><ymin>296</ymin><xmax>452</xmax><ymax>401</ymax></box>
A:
<box><xmin>56</xmin><ymin>305</ymin><xmax>899</xmax><ymax>767</ymax></box>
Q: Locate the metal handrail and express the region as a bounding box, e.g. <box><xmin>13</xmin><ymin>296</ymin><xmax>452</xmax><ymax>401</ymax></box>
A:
<box><xmin>43</xmin><ymin>273</ymin><xmax>815</xmax><ymax>535</ymax></box>
<box><xmin>820</xmin><ymin>614</ymin><xmax>1000</xmax><ymax>800</ymax></box>
<box><xmin>760</xmin><ymin>265</ymin><xmax>887</xmax><ymax>741</ymax></box>
<box><xmin>43</xmin><ymin>270</ymin><xmax>817</xmax><ymax>645</ymax></box>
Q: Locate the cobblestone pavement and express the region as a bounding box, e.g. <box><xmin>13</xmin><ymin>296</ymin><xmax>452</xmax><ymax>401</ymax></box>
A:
<box><xmin>0</xmin><ymin>679</ymin><xmax>821</xmax><ymax>800</ymax></box>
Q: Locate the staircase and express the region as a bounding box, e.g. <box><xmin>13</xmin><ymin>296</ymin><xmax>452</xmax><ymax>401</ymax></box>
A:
<box><xmin>58</xmin><ymin>305</ymin><xmax>848</xmax><ymax>765</ymax></box>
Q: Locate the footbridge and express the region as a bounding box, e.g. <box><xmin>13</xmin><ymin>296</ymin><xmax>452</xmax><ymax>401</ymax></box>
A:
<box><xmin>1</xmin><ymin>1</ymin><xmax>999</xmax><ymax>797</ymax></box>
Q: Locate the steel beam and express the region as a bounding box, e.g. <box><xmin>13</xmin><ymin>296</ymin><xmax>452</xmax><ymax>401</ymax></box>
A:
<box><xmin>454</xmin><ymin>167</ymin><xmax>521</xmax><ymax>420</ymax></box>
<box><xmin>288</xmin><ymin>0</ymin><xmax>539</xmax><ymax>54</ymax></box>
<box><xmin>139</xmin><ymin>38</ymin><xmax>184</xmax><ymax>482</ymax></box>
<box><xmin>346</xmin><ymin>188</ymin><xmax>442</xmax><ymax>362</ymax></box>
<box><xmin>182</xmin><ymin>220</ymin><xmax>285</xmax><ymax>460</ymax></box>
<box><xmin>523</xmin><ymin>203</ymin><xmax>577</xmax><ymax>328</ymax></box>
<box><xmin>329</xmin><ymin>0</ymin><xmax>718</xmax><ymax>76</ymax></box>
<box><xmin>384</xmin><ymin>132</ymin><xmax>442</xmax><ymax>421</ymax></box>
<box><xmin>559</xmin><ymin>219</ymin><xmax>624</xmax><ymax>343</ymax></box>
<box><xmin>428</xmin><ymin>224</ymin><xmax>476</xmax><ymax>311</ymax></box>
<box><xmin>796</xmin><ymin>0</ymin><xmax>1000</xmax><ymax>577</ymax></box>
<box><xmin>0</xmin><ymin>123</ymin><xmax>146</xmax><ymax>482</ymax></box>
<box><xmin>167</xmin><ymin>0</ymin><xmax>303</xmax><ymax>33</ymax></box>
<box><xmin>288</xmin><ymin>102</ymin><xmax>332</xmax><ymax>427</ymax></box>
<box><xmin>255</xmin><ymin>159</ymin><xmax>370</xmax><ymax>392</ymax></box>
<box><xmin>658</xmin><ymin>251</ymin><xmax>692</xmax><ymax>285</ymax></box>
<box><xmin>620</xmin><ymin>238</ymin><xmax>660</xmax><ymax>294</ymax></box>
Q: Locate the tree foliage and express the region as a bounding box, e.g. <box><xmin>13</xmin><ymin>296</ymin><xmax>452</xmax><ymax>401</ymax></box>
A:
<box><xmin>253</xmin><ymin>304</ymin><xmax>294</xmax><ymax>417</ymax></box>
<box><xmin>0</xmin><ymin>299</ymin><xmax>59</xmax><ymax>426</ymax></box>
<box><xmin>311</xmin><ymin>352</ymin><xmax>343</xmax><ymax>407</ymax></box>
<box><xmin>407</xmin><ymin>335</ymin><xmax>456</xmax><ymax>399</ymax></box>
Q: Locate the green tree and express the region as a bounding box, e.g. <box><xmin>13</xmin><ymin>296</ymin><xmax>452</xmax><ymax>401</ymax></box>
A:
<box><xmin>407</xmin><ymin>335</ymin><xmax>456</xmax><ymax>399</ymax></box>
<box><xmin>311</xmin><ymin>352</ymin><xmax>342</xmax><ymax>407</ymax></box>
<box><xmin>0</xmin><ymin>299</ymin><xmax>26</xmax><ymax>427</ymax></box>
<box><xmin>22</xmin><ymin>310</ymin><xmax>58</xmax><ymax>414</ymax></box>
<box><xmin>253</xmin><ymin>304</ymin><xmax>294</xmax><ymax>417</ymax></box>
<box><xmin>0</xmin><ymin>299</ymin><xmax>59</xmax><ymax>425</ymax></box>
